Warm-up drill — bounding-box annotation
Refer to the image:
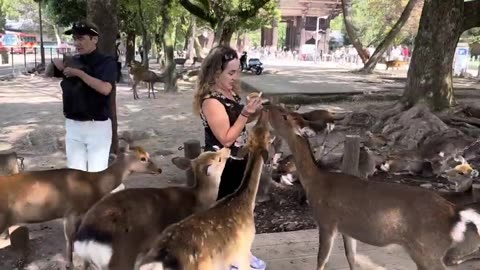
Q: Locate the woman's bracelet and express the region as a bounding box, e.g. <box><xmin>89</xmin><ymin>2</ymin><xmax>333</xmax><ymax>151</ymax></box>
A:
<box><xmin>241</xmin><ymin>111</ymin><xmax>251</xmax><ymax>118</ymax></box>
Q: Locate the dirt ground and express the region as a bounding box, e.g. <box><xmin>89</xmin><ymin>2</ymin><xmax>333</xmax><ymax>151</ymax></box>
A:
<box><xmin>0</xmin><ymin>72</ymin><xmax>479</xmax><ymax>269</ymax></box>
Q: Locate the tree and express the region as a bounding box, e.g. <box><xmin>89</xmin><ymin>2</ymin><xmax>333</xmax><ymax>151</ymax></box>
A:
<box><xmin>158</xmin><ymin>0</ymin><xmax>177</xmax><ymax>92</ymax></box>
<box><xmin>0</xmin><ymin>1</ymin><xmax>5</xmax><ymax>33</ymax></box>
<box><xmin>341</xmin><ymin>0</ymin><xmax>369</xmax><ymax>63</ymax></box>
<box><xmin>360</xmin><ymin>0</ymin><xmax>421</xmax><ymax>72</ymax></box>
<box><xmin>403</xmin><ymin>0</ymin><xmax>480</xmax><ymax>110</ymax></box>
<box><xmin>87</xmin><ymin>0</ymin><xmax>120</xmax><ymax>154</ymax></box>
<box><xmin>179</xmin><ymin>0</ymin><xmax>271</xmax><ymax>46</ymax></box>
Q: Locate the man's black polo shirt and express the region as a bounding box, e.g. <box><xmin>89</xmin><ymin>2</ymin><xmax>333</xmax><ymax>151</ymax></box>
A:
<box><xmin>54</xmin><ymin>49</ymin><xmax>117</xmax><ymax>121</ymax></box>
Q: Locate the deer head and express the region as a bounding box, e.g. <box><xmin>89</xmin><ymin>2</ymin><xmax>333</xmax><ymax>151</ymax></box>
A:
<box><xmin>118</xmin><ymin>144</ymin><xmax>162</xmax><ymax>174</ymax></box>
<box><xmin>265</xmin><ymin>105</ymin><xmax>322</xmax><ymax>140</ymax></box>
<box><xmin>172</xmin><ymin>147</ymin><xmax>231</xmax><ymax>181</ymax></box>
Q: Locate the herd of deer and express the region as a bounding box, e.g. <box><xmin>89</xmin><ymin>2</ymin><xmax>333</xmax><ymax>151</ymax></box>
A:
<box><xmin>2</xmin><ymin>102</ymin><xmax>480</xmax><ymax>270</ymax></box>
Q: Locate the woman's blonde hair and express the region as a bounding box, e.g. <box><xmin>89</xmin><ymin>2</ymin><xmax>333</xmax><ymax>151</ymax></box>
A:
<box><xmin>193</xmin><ymin>45</ymin><xmax>240</xmax><ymax>115</ymax></box>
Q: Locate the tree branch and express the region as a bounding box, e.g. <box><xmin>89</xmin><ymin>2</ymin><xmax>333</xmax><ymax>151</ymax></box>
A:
<box><xmin>178</xmin><ymin>0</ymin><xmax>217</xmax><ymax>28</ymax></box>
<box><xmin>463</xmin><ymin>0</ymin><xmax>480</xmax><ymax>31</ymax></box>
<box><xmin>341</xmin><ymin>0</ymin><xmax>369</xmax><ymax>64</ymax></box>
<box><xmin>237</xmin><ymin>0</ymin><xmax>270</xmax><ymax>19</ymax></box>
<box><xmin>361</xmin><ymin>0</ymin><xmax>420</xmax><ymax>72</ymax></box>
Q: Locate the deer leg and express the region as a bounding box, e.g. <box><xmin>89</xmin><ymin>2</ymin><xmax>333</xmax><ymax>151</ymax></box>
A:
<box><xmin>445</xmin><ymin>224</ymin><xmax>480</xmax><ymax>265</ymax></box>
<box><xmin>407</xmin><ymin>244</ymin><xmax>447</xmax><ymax>270</ymax></box>
<box><xmin>151</xmin><ymin>83</ymin><xmax>156</xmax><ymax>99</ymax></box>
<box><xmin>133</xmin><ymin>81</ymin><xmax>139</xmax><ymax>100</ymax></box>
<box><xmin>342</xmin><ymin>235</ymin><xmax>357</xmax><ymax>270</ymax></box>
<box><xmin>64</xmin><ymin>215</ymin><xmax>80</xmax><ymax>269</ymax></box>
<box><xmin>446</xmin><ymin>249</ymin><xmax>480</xmax><ymax>265</ymax></box>
<box><xmin>317</xmin><ymin>226</ymin><xmax>337</xmax><ymax>270</ymax></box>
<box><xmin>0</xmin><ymin>213</ymin><xmax>10</xmax><ymax>239</ymax></box>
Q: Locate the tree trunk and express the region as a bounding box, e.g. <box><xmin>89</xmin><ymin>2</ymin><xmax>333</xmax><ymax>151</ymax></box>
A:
<box><xmin>125</xmin><ymin>31</ymin><xmax>136</xmax><ymax>65</ymax></box>
<box><xmin>160</xmin><ymin>0</ymin><xmax>177</xmax><ymax>92</ymax></box>
<box><xmin>53</xmin><ymin>25</ymin><xmax>62</xmax><ymax>45</ymax></box>
<box><xmin>194</xmin><ymin>37</ymin><xmax>203</xmax><ymax>58</ymax></box>
<box><xmin>341</xmin><ymin>0</ymin><xmax>369</xmax><ymax>64</ymax></box>
<box><xmin>213</xmin><ymin>20</ymin><xmax>225</xmax><ymax>47</ymax></box>
<box><xmin>87</xmin><ymin>0</ymin><xmax>119</xmax><ymax>154</ymax></box>
<box><xmin>219</xmin><ymin>24</ymin><xmax>234</xmax><ymax>46</ymax></box>
<box><xmin>137</xmin><ymin>0</ymin><xmax>149</xmax><ymax>68</ymax></box>
<box><xmin>186</xmin><ymin>15</ymin><xmax>196</xmax><ymax>60</ymax></box>
<box><xmin>402</xmin><ymin>0</ymin><xmax>464</xmax><ymax>111</ymax></box>
<box><xmin>361</xmin><ymin>0</ymin><xmax>420</xmax><ymax>73</ymax></box>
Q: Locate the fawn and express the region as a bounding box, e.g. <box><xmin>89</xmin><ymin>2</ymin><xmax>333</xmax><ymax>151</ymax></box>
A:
<box><xmin>265</xmin><ymin>104</ymin><xmax>480</xmax><ymax>270</ymax></box>
<box><xmin>73</xmin><ymin>148</ymin><xmax>231</xmax><ymax>270</ymax></box>
<box><xmin>136</xmin><ymin>110</ymin><xmax>273</xmax><ymax>270</ymax></box>
<box><xmin>0</xmin><ymin>145</ymin><xmax>161</xmax><ymax>268</ymax></box>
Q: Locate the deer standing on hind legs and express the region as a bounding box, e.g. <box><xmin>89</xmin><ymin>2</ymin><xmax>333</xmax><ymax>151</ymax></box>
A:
<box><xmin>136</xmin><ymin>110</ymin><xmax>273</xmax><ymax>270</ymax></box>
<box><xmin>73</xmin><ymin>147</ymin><xmax>231</xmax><ymax>270</ymax></box>
<box><xmin>0</xmin><ymin>145</ymin><xmax>161</xmax><ymax>269</ymax></box>
<box><xmin>266</xmin><ymin>104</ymin><xmax>480</xmax><ymax>270</ymax></box>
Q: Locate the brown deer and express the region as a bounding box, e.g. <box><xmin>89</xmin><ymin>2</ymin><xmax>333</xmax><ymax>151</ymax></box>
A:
<box><xmin>73</xmin><ymin>147</ymin><xmax>231</xmax><ymax>270</ymax></box>
<box><xmin>128</xmin><ymin>61</ymin><xmax>164</xmax><ymax>100</ymax></box>
<box><xmin>0</xmin><ymin>145</ymin><xmax>161</xmax><ymax>268</ymax></box>
<box><xmin>265</xmin><ymin>104</ymin><xmax>480</xmax><ymax>270</ymax></box>
<box><xmin>136</xmin><ymin>110</ymin><xmax>273</xmax><ymax>270</ymax></box>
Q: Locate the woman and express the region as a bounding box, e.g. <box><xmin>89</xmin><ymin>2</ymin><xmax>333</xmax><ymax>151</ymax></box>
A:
<box><xmin>193</xmin><ymin>45</ymin><xmax>266</xmax><ymax>270</ymax></box>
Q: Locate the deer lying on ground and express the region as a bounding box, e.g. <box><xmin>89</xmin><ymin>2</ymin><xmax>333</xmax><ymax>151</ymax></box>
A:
<box><xmin>128</xmin><ymin>61</ymin><xmax>164</xmax><ymax>100</ymax></box>
<box><xmin>266</xmin><ymin>104</ymin><xmax>480</xmax><ymax>270</ymax></box>
<box><xmin>136</xmin><ymin>110</ymin><xmax>273</xmax><ymax>270</ymax></box>
<box><xmin>73</xmin><ymin>147</ymin><xmax>231</xmax><ymax>270</ymax></box>
<box><xmin>0</xmin><ymin>145</ymin><xmax>161</xmax><ymax>268</ymax></box>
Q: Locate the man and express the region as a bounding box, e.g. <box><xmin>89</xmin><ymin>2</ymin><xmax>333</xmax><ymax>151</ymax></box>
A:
<box><xmin>49</xmin><ymin>21</ymin><xmax>117</xmax><ymax>173</ymax></box>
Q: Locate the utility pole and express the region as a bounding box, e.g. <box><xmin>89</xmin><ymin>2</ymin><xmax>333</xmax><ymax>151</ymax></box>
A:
<box><xmin>37</xmin><ymin>0</ymin><xmax>45</xmax><ymax>66</ymax></box>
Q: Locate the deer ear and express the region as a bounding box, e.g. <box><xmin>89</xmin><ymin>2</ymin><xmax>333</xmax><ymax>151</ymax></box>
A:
<box><xmin>171</xmin><ymin>157</ymin><xmax>191</xmax><ymax>171</ymax></box>
<box><xmin>261</xmin><ymin>149</ymin><xmax>269</xmax><ymax>162</ymax></box>
<box><xmin>272</xmin><ymin>152</ymin><xmax>283</xmax><ymax>164</ymax></box>
<box><xmin>203</xmin><ymin>164</ymin><xmax>213</xmax><ymax>176</ymax></box>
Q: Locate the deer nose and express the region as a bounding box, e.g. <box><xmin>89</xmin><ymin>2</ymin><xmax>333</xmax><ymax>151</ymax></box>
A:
<box><xmin>157</xmin><ymin>168</ymin><xmax>163</xmax><ymax>174</ymax></box>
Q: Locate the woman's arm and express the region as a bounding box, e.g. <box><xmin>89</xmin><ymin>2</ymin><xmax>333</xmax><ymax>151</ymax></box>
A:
<box><xmin>202</xmin><ymin>99</ymin><xmax>249</xmax><ymax>147</ymax></box>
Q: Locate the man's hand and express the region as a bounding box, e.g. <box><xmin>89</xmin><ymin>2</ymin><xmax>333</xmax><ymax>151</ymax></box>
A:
<box><xmin>63</xmin><ymin>67</ymin><xmax>85</xmax><ymax>78</ymax></box>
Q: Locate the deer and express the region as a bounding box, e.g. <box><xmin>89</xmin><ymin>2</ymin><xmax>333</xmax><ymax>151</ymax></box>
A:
<box><xmin>136</xmin><ymin>109</ymin><xmax>273</xmax><ymax>270</ymax></box>
<box><xmin>0</xmin><ymin>144</ymin><xmax>161</xmax><ymax>268</ymax></box>
<box><xmin>265</xmin><ymin>104</ymin><xmax>480</xmax><ymax>270</ymax></box>
<box><xmin>73</xmin><ymin>147</ymin><xmax>231</xmax><ymax>270</ymax></box>
<box><xmin>127</xmin><ymin>61</ymin><xmax>164</xmax><ymax>100</ymax></box>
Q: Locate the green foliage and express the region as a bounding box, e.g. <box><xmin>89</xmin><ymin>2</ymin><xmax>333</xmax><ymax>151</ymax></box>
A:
<box><xmin>44</xmin><ymin>0</ymin><xmax>86</xmax><ymax>26</ymax></box>
<box><xmin>179</xmin><ymin>0</ymin><xmax>274</xmax><ymax>34</ymax></box>
<box><xmin>330</xmin><ymin>0</ymin><xmax>420</xmax><ymax>47</ymax></box>
<box><xmin>462</xmin><ymin>27</ymin><xmax>480</xmax><ymax>43</ymax></box>
<box><xmin>0</xmin><ymin>0</ymin><xmax>5</xmax><ymax>33</ymax></box>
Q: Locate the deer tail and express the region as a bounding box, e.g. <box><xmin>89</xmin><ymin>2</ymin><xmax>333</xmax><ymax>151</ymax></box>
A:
<box><xmin>139</xmin><ymin>248</ymin><xmax>182</xmax><ymax>270</ymax></box>
<box><xmin>73</xmin><ymin>226</ymin><xmax>113</xmax><ymax>268</ymax></box>
<box><xmin>451</xmin><ymin>207</ymin><xmax>480</xmax><ymax>242</ymax></box>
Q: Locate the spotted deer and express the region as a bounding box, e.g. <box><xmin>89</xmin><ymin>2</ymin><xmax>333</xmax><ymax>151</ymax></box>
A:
<box><xmin>265</xmin><ymin>104</ymin><xmax>480</xmax><ymax>270</ymax></box>
<box><xmin>0</xmin><ymin>145</ymin><xmax>161</xmax><ymax>268</ymax></box>
<box><xmin>136</xmin><ymin>109</ymin><xmax>273</xmax><ymax>270</ymax></box>
<box><xmin>73</xmin><ymin>147</ymin><xmax>231</xmax><ymax>270</ymax></box>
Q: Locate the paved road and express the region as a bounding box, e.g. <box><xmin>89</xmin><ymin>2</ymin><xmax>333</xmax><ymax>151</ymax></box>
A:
<box><xmin>239</xmin><ymin>64</ymin><xmax>406</xmax><ymax>95</ymax></box>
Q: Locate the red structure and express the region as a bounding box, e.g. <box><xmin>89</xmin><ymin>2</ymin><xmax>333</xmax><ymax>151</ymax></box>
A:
<box><xmin>261</xmin><ymin>0</ymin><xmax>341</xmax><ymax>54</ymax></box>
<box><xmin>0</xmin><ymin>31</ymin><xmax>38</xmax><ymax>54</ymax></box>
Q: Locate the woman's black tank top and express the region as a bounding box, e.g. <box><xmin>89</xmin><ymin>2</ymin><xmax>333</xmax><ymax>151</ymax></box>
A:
<box><xmin>200</xmin><ymin>91</ymin><xmax>247</xmax><ymax>156</ymax></box>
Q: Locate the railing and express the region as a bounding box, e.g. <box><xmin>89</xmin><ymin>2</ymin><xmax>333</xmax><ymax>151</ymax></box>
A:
<box><xmin>0</xmin><ymin>46</ymin><xmax>74</xmax><ymax>76</ymax></box>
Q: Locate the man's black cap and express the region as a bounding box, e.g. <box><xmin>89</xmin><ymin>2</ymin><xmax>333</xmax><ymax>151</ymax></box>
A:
<box><xmin>64</xmin><ymin>21</ymin><xmax>99</xmax><ymax>36</ymax></box>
